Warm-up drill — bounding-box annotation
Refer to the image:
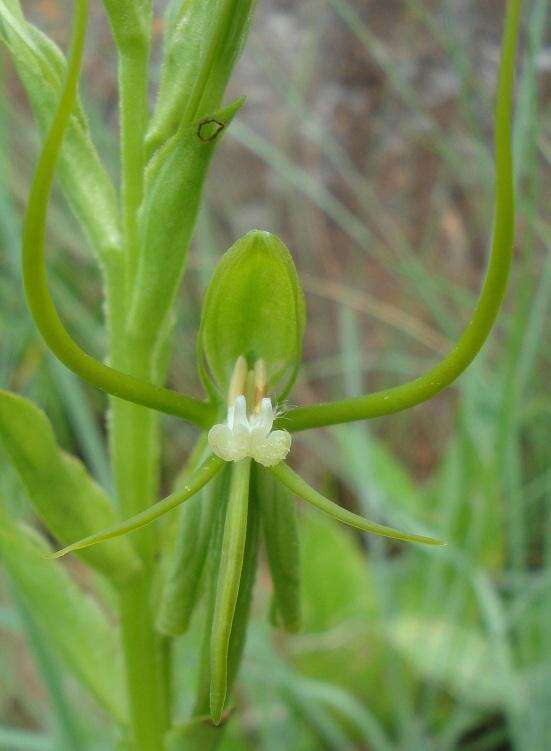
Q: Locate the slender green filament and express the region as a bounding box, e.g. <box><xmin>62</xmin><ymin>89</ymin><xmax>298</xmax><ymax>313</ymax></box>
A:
<box><xmin>21</xmin><ymin>0</ymin><xmax>215</xmax><ymax>430</ymax></box>
<box><xmin>21</xmin><ymin>0</ymin><xmax>522</xmax><ymax>437</ymax></box>
<box><xmin>48</xmin><ymin>454</ymin><xmax>224</xmax><ymax>559</ymax></box>
<box><xmin>270</xmin><ymin>462</ymin><xmax>444</xmax><ymax>546</ymax></box>
<box><xmin>280</xmin><ymin>0</ymin><xmax>522</xmax><ymax>432</ymax></box>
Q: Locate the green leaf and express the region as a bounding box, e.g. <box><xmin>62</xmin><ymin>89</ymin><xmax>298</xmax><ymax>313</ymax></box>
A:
<box><xmin>0</xmin><ymin>727</ymin><xmax>53</xmax><ymax>751</ymax></box>
<box><xmin>0</xmin><ymin>0</ymin><xmax>121</xmax><ymax>260</ymax></box>
<box><xmin>387</xmin><ymin>616</ymin><xmax>513</xmax><ymax>708</ymax></box>
<box><xmin>0</xmin><ymin>1</ymin><xmax>60</xmax><ymax>86</ymax></box>
<box><xmin>147</xmin><ymin>0</ymin><xmax>257</xmax><ymax>156</ymax></box>
<box><xmin>10</xmin><ymin>589</ymin><xmax>86</xmax><ymax>751</ymax></box>
<box><xmin>199</xmin><ymin>230</ymin><xmax>306</xmax><ymax>394</ymax></box>
<box><xmin>165</xmin><ymin>714</ymin><xmax>228</xmax><ymax>751</ymax></box>
<box><xmin>127</xmin><ymin>100</ymin><xmax>243</xmax><ymax>350</ymax></box>
<box><xmin>0</xmin><ymin>389</ymin><xmax>141</xmax><ymax>587</ymax></box>
<box><xmin>0</xmin><ymin>521</ymin><xmax>127</xmax><ymax>722</ymax></box>
<box><xmin>253</xmin><ymin>465</ymin><xmax>302</xmax><ymax>632</ymax></box>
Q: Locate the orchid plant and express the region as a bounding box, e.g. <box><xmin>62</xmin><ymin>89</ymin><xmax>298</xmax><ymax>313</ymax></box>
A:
<box><xmin>0</xmin><ymin>0</ymin><xmax>521</xmax><ymax>748</ymax></box>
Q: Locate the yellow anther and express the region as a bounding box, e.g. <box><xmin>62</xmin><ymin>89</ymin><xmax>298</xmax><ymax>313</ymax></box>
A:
<box><xmin>253</xmin><ymin>359</ymin><xmax>267</xmax><ymax>412</ymax></box>
<box><xmin>227</xmin><ymin>356</ymin><xmax>248</xmax><ymax>406</ymax></box>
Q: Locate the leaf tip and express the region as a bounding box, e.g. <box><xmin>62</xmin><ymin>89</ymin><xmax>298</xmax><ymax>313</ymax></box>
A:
<box><xmin>43</xmin><ymin>548</ymin><xmax>68</xmax><ymax>561</ymax></box>
<box><xmin>424</xmin><ymin>536</ymin><xmax>446</xmax><ymax>547</ymax></box>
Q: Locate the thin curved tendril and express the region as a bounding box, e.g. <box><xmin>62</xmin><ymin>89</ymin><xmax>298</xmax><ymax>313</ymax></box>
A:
<box><xmin>22</xmin><ymin>0</ymin><xmax>521</xmax><ymax>437</ymax></box>
<box><xmin>21</xmin><ymin>0</ymin><xmax>216</xmax><ymax>430</ymax></box>
<box><xmin>270</xmin><ymin>462</ymin><xmax>444</xmax><ymax>547</ymax></box>
<box><xmin>47</xmin><ymin>454</ymin><xmax>224</xmax><ymax>559</ymax></box>
<box><xmin>279</xmin><ymin>0</ymin><xmax>522</xmax><ymax>433</ymax></box>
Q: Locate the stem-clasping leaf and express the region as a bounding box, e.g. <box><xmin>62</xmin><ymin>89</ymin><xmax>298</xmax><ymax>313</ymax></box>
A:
<box><xmin>147</xmin><ymin>0</ymin><xmax>257</xmax><ymax>156</ymax></box>
<box><xmin>0</xmin><ymin>519</ymin><xmax>127</xmax><ymax>722</ymax></box>
<box><xmin>127</xmin><ymin>99</ymin><xmax>244</xmax><ymax>351</ymax></box>
<box><xmin>0</xmin><ymin>390</ymin><xmax>141</xmax><ymax>587</ymax></box>
<box><xmin>0</xmin><ymin>0</ymin><xmax>121</xmax><ymax>261</ymax></box>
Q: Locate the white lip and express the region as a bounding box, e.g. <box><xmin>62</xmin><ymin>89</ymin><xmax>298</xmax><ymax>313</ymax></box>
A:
<box><xmin>208</xmin><ymin>395</ymin><xmax>291</xmax><ymax>467</ymax></box>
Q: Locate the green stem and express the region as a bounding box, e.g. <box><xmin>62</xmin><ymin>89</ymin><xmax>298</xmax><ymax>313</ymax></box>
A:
<box><xmin>111</xmin><ymin>17</ymin><xmax>168</xmax><ymax>751</ymax></box>
<box><xmin>280</xmin><ymin>0</ymin><xmax>522</xmax><ymax>433</ymax></box>
<box><xmin>108</xmin><ymin>320</ymin><xmax>165</xmax><ymax>749</ymax></box>
<box><xmin>119</xmin><ymin>46</ymin><xmax>150</xmax><ymax>281</ymax></box>
<box><xmin>118</xmin><ymin>582</ymin><xmax>165</xmax><ymax>751</ymax></box>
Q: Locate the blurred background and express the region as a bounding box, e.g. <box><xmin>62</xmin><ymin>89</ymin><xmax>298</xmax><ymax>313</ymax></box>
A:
<box><xmin>0</xmin><ymin>1</ymin><xmax>550</xmax><ymax>749</ymax></box>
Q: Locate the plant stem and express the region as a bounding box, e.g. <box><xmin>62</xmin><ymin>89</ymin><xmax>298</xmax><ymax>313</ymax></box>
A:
<box><xmin>119</xmin><ymin>46</ymin><xmax>150</xmax><ymax>281</ymax></box>
<box><xmin>108</xmin><ymin>26</ymin><xmax>167</xmax><ymax>750</ymax></box>
<box><xmin>118</xmin><ymin>580</ymin><xmax>164</xmax><ymax>750</ymax></box>
<box><xmin>108</xmin><ymin>283</ymin><xmax>166</xmax><ymax>751</ymax></box>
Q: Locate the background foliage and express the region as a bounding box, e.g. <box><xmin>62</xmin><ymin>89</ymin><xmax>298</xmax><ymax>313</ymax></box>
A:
<box><xmin>0</xmin><ymin>0</ymin><xmax>549</xmax><ymax>749</ymax></box>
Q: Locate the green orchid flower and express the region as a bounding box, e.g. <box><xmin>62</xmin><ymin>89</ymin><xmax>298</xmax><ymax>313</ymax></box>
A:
<box><xmin>21</xmin><ymin>0</ymin><xmax>521</xmax><ymax>727</ymax></box>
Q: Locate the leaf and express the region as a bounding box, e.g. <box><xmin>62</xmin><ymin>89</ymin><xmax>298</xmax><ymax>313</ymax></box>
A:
<box><xmin>387</xmin><ymin>615</ymin><xmax>512</xmax><ymax>709</ymax></box>
<box><xmin>0</xmin><ymin>727</ymin><xmax>54</xmax><ymax>750</ymax></box>
<box><xmin>0</xmin><ymin>389</ymin><xmax>141</xmax><ymax>587</ymax></box>
<box><xmin>0</xmin><ymin>0</ymin><xmax>121</xmax><ymax>259</ymax></box>
<box><xmin>147</xmin><ymin>0</ymin><xmax>257</xmax><ymax>156</ymax></box>
<box><xmin>10</xmin><ymin>589</ymin><xmax>86</xmax><ymax>751</ymax></box>
<box><xmin>0</xmin><ymin>521</ymin><xmax>127</xmax><ymax>722</ymax></box>
<box><xmin>298</xmin><ymin>510</ymin><xmax>374</xmax><ymax>630</ymax></box>
<box><xmin>0</xmin><ymin>1</ymin><xmax>58</xmax><ymax>83</ymax></box>
<box><xmin>199</xmin><ymin>230</ymin><xmax>306</xmax><ymax>394</ymax></box>
<box><xmin>127</xmin><ymin>99</ymin><xmax>243</xmax><ymax>350</ymax></box>
<box><xmin>164</xmin><ymin>714</ymin><xmax>230</xmax><ymax>751</ymax></box>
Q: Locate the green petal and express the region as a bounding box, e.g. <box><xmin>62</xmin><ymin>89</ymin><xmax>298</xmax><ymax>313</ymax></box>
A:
<box><xmin>253</xmin><ymin>464</ymin><xmax>302</xmax><ymax>632</ymax></box>
<box><xmin>270</xmin><ymin>462</ymin><xmax>444</xmax><ymax>547</ymax></box>
<box><xmin>48</xmin><ymin>455</ymin><xmax>224</xmax><ymax>559</ymax></box>
<box><xmin>209</xmin><ymin>458</ymin><xmax>251</xmax><ymax>725</ymax></box>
